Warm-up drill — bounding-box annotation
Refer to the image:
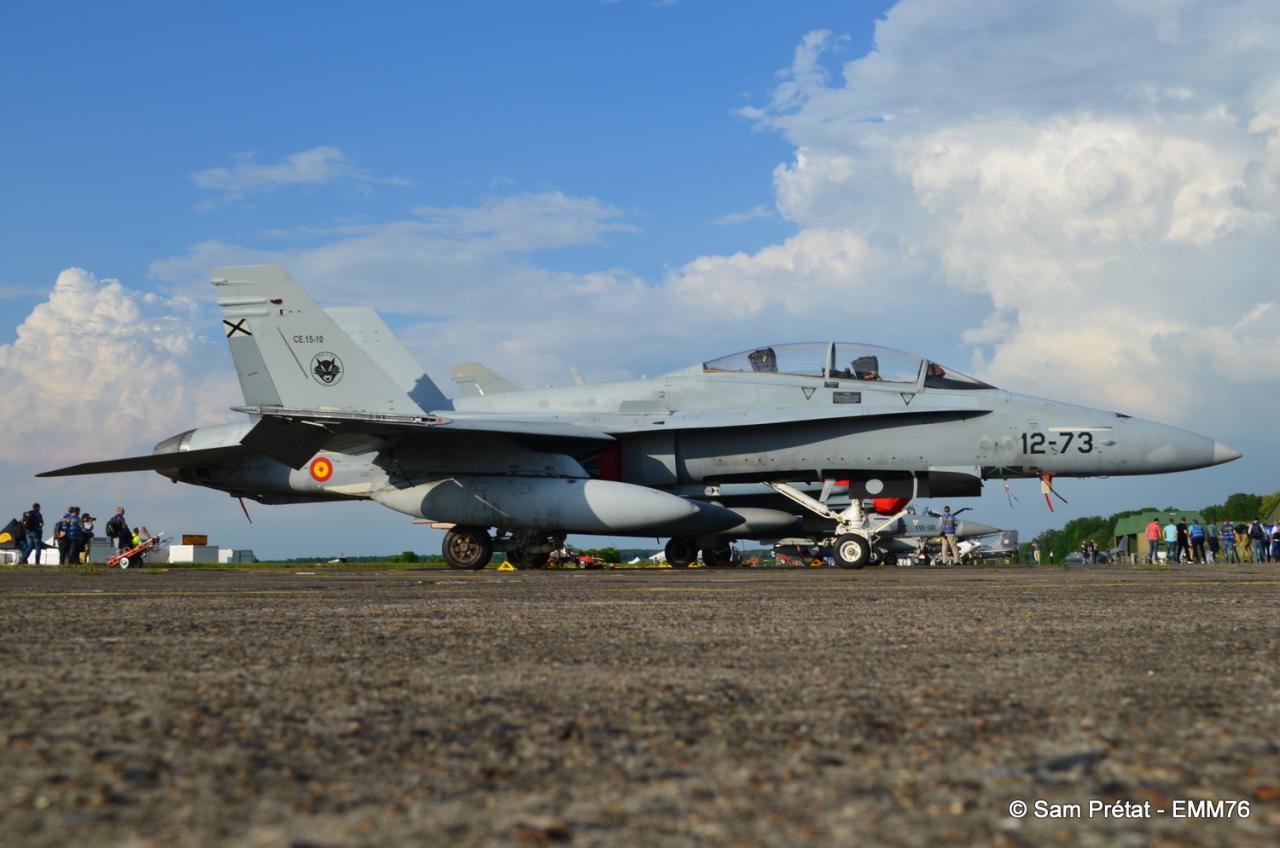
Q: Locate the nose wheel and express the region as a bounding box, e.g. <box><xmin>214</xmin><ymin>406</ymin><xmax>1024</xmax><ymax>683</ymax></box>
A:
<box><xmin>833</xmin><ymin>534</ymin><xmax>870</xmax><ymax>569</ymax></box>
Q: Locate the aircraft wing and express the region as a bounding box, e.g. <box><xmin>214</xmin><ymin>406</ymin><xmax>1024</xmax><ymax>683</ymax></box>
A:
<box><xmin>232</xmin><ymin>405</ymin><xmax>616</xmax><ymax>448</ymax></box>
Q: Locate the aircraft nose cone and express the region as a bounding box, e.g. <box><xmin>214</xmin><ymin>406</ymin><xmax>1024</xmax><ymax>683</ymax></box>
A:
<box><xmin>1212</xmin><ymin>442</ymin><xmax>1242</xmax><ymax>465</ymax></box>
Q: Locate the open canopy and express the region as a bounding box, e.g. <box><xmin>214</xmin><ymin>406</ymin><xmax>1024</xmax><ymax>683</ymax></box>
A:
<box><xmin>702</xmin><ymin>342</ymin><xmax>994</xmax><ymax>390</ymax></box>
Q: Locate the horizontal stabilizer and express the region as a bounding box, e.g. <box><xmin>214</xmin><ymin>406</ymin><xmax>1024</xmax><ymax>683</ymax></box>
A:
<box><xmin>451</xmin><ymin>362</ymin><xmax>518</xmax><ymax>397</ymax></box>
<box><xmin>37</xmin><ymin>445</ymin><xmax>250</xmax><ymax>478</ymax></box>
<box><xmin>37</xmin><ymin>416</ymin><xmax>338</xmax><ymax>478</ymax></box>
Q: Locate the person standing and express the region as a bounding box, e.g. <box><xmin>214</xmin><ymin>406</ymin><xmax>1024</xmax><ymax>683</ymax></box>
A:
<box><xmin>1145</xmin><ymin>517</ymin><xmax>1162</xmax><ymax>563</ymax></box>
<box><xmin>1163</xmin><ymin>518</ymin><xmax>1178</xmax><ymax>563</ymax></box>
<box><xmin>1175</xmin><ymin>517</ymin><xmax>1191</xmax><ymax>563</ymax></box>
<box><xmin>19</xmin><ymin>503</ymin><xmax>44</xmax><ymax>565</ymax></box>
<box><xmin>105</xmin><ymin>507</ymin><xmax>130</xmax><ymax>557</ymax></box>
<box><xmin>79</xmin><ymin>513</ymin><xmax>96</xmax><ymax>563</ymax></box>
<box><xmin>1189</xmin><ymin>519</ymin><xmax>1206</xmax><ymax>564</ymax></box>
<box><xmin>1270</xmin><ymin>519</ymin><xmax>1280</xmax><ymax>563</ymax></box>
<box><xmin>56</xmin><ymin>506</ymin><xmax>82</xmax><ymax>565</ymax></box>
<box><xmin>939</xmin><ymin>506</ymin><xmax>960</xmax><ymax>565</ymax></box>
<box><xmin>1248</xmin><ymin>519</ymin><xmax>1266</xmax><ymax>564</ymax></box>
<box><xmin>1032</xmin><ymin>539</ymin><xmax>1041</xmax><ymax>566</ymax></box>
<box><xmin>1206</xmin><ymin>520</ymin><xmax>1220</xmax><ymax>564</ymax></box>
<box><xmin>1220</xmin><ymin>521</ymin><xmax>1238</xmax><ymax>563</ymax></box>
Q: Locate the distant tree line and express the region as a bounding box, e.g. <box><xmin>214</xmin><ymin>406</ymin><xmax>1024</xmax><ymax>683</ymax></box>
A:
<box><xmin>1025</xmin><ymin>491</ymin><xmax>1279</xmax><ymax>563</ymax></box>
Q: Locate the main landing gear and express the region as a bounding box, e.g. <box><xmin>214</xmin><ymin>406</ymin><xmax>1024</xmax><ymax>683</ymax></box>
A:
<box><xmin>665</xmin><ymin>537</ymin><xmax>699</xmax><ymax>568</ymax></box>
<box><xmin>503</xmin><ymin>530</ymin><xmax>564</xmax><ymax>570</ymax></box>
<box><xmin>664</xmin><ymin>537</ymin><xmax>737</xmax><ymax>568</ymax></box>
<box><xmin>701</xmin><ymin>545</ymin><xmax>737</xmax><ymax>568</ymax></box>
<box><xmin>442</xmin><ymin>526</ymin><xmax>493</xmax><ymax>570</ymax></box>
<box><xmin>442</xmin><ymin>527</ymin><xmax>565</xmax><ymax>570</ymax></box>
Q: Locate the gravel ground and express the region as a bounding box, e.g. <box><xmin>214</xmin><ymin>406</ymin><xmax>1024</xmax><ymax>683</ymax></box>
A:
<box><xmin>2</xmin><ymin>563</ymin><xmax>1278</xmax><ymax>847</ymax></box>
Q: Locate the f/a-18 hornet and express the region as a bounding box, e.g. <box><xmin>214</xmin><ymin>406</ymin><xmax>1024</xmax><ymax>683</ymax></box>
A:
<box><xmin>41</xmin><ymin>265</ymin><xmax>1241</xmax><ymax>569</ymax></box>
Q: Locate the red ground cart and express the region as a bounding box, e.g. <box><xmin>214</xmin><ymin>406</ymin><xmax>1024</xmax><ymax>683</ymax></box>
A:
<box><xmin>108</xmin><ymin>533</ymin><xmax>165</xmax><ymax>569</ymax></box>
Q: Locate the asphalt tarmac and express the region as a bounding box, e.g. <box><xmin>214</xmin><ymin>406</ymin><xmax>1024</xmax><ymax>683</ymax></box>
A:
<box><xmin>2</xmin><ymin>564</ymin><xmax>1278</xmax><ymax>847</ymax></box>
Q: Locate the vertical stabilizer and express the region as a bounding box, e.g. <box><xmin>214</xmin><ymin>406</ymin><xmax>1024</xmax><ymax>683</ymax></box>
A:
<box><xmin>213</xmin><ymin>265</ymin><xmax>423</xmax><ymax>414</ymax></box>
<box><xmin>327</xmin><ymin>306</ymin><xmax>451</xmax><ymax>411</ymax></box>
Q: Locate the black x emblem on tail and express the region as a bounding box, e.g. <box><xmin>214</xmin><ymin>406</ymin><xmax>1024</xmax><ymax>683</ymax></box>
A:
<box><xmin>224</xmin><ymin>319</ymin><xmax>252</xmax><ymax>338</ymax></box>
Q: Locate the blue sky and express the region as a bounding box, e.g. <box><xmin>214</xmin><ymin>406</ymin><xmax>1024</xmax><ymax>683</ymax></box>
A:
<box><xmin>3</xmin><ymin>1</ymin><xmax>1277</xmax><ymax>558</ymax></box>
<box><xmin>2</xmin><ymin>2</ymin><xmax>884</xmax><ymax>293</ymax></box>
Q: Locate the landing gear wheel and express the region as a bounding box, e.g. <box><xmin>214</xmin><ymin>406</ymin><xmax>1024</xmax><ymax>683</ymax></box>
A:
<box><xmin>507</xmin><ymin>547</ymin><xmax>551</xmax><ymax>569</ymax></box>
<box><xmin>833</xmin><ymin>534</ymin><xmax>870</xmax><ymax>569</ymax></box>
<box><xmin>701</xmin><ymin>546</ymin><xmax>735</xmax><ymax>568</ymax></box>
<box><xmin>443</xmin><ymin>526</ymin><xmax>493</xmax><ymax>570</ymax></box>
<box><xmin>665</xmin><ymin>537</ymin><xmax>699</xmax><ymax>568</ymax></box>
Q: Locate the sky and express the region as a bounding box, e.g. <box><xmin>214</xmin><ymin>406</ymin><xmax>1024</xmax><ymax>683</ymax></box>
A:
<box><xmin>2</xmin><ymin>0</ymin><xmax>1277</xmax><ymax>559</ymax></box>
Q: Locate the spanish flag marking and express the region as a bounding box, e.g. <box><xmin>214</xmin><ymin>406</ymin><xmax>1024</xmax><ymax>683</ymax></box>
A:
<box><xmin>310</xmin><ymin>456</ymin><xmax>334</xmax><ymax>483</ymax></box>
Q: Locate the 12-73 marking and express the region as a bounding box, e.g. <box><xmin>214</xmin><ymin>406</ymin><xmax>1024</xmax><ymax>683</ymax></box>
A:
<box><xmin>1021</xmin><ymin>431</ymin><xmax>1094</xmax><ymax>455</ymax></box>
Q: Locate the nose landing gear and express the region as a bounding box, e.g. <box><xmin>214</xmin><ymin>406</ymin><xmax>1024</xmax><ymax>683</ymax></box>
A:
<box><xmin>765</xmin><ymin>477</ymin><xmax>917</xmax><ymax>570</ymax></box>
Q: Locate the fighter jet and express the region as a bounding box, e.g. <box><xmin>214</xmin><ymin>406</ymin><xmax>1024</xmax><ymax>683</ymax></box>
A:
<box><xmin>39</xmin><ymin>265</ymin><xmax>1242</xmax><ymax>570</ymax></box>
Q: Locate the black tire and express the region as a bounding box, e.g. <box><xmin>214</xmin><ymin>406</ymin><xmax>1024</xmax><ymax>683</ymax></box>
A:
<box><xmin>665</xmin><ymin>537</ymin><xmax>699</xmax><ymax>568</ymax></box>
<box><xmin>507</xmin><ymin>547</ymin><xmax>551</xmax><ymax>569</ymax></box>
<box><xmin>443</xmin><ymin>526</ymin><xmax>493</xmax><ymax>570</ymax></box>
<box><xmin>701</xmin><ymin>546</ymin><xmax>735</xmax><ymax>568</ymax></box>
<box><xmin>833</xmin><ymin>534</ymin><xmax>870</xmax><ymax>569</ymax></box>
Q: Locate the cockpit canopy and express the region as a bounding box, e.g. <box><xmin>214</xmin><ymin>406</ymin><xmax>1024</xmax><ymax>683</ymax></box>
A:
<box><xmin>702</xmin><ymin>342</ymin><xmax>993</xmax><ymax>390</ymax></box>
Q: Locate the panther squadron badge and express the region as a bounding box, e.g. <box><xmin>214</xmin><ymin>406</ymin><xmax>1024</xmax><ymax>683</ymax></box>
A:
<box><xmin>310</xmin><ymin>352</ymin><xmax>343</xmax><ymax>386</ymax></box>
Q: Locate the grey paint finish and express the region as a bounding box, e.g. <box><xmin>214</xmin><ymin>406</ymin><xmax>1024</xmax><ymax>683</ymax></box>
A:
<box><xmin>40</xmin><ymin>265</ymin><xmax>1242</xmax><ymax>550</ymax></box>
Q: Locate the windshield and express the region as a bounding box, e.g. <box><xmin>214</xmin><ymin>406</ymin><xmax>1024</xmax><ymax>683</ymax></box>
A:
<box><xmin>923</xmin><ymin>361</ymin><xmax>993</xmax><ymax>390</ymax></box>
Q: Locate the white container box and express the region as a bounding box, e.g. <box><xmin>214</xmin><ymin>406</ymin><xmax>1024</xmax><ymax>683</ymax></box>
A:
<box><xmin>166</xmin><ymin>544</ymin><xmax>221</xmax><ymax>563</ymax></box>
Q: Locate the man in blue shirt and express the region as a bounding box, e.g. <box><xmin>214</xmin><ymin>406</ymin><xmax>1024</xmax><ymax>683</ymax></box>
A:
<box><xmin>56</xmin><ymin>506</ymin><xmax>87</xmax><ymax>565</ymax></box>
<box><xmin>1220</xmin><ymin>522</ymin><xmax>1238</xmax><ymax>563</ymax></box>
<box><xmin>1189</xmin><ymin>520</ymin><xmax>1206</xmax><ymax>564</ymax></box>
<box><xmin>939</xmin><ymin>506</ymin><xmax>960</xmax><ymax>565</ymax></box>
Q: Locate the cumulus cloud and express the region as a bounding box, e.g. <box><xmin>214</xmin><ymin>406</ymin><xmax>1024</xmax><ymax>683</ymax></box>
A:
<box><xmin>741</xmin><ymin>1</ymin><xmax>1280</xmax><ymax>438</ymax></box>
<box><xmin>0</xmin><ymin>269</ymin><xmax>238</xmax><ymax>465</ymax></box>
<box><xmin>192</xmin><ymin>146</ymin><xmax>411</xmax><ymax>203</ymax></box>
